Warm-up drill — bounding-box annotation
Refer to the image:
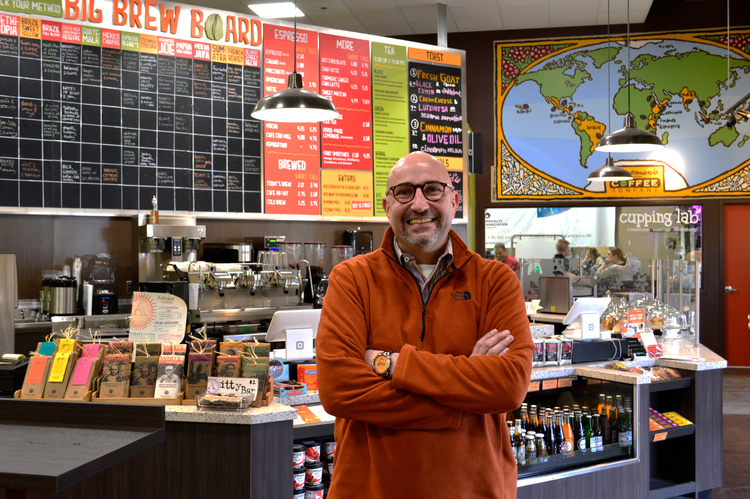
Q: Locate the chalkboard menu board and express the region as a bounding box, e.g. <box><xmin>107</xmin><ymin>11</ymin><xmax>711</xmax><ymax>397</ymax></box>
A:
<box><xmin>0</xmin><ymin>7</ymin><xmax>465</xmax><ymax>218</ymax></box>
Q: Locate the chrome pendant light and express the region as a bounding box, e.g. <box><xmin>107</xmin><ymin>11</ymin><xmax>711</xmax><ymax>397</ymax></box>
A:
<box><xmin>589</xmin><ymin>0</ymin><xmax>633</xmax><ymax>182</ymax></box>
<box><xmin>250</xmin><ymin>0</ymin><xmax>339</xmax><ymax>123</ymax></box>
<box><xmin>595</xmin><ymin>0</ymin><xmax>663</xmax><ymax>153</ymax></box>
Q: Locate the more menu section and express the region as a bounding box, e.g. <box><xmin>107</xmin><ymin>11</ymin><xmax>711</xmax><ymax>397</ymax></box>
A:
<box><xmin>262</xmin><ymin>24</ymin><xmax>320</xmax><ymax>215</ymax></box>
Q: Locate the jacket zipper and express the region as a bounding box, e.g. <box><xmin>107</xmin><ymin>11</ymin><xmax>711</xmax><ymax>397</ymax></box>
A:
<box><xmin>385</xmin><ymin>249</ymin><xmax>473</xmax><ymax>343</ymax></box>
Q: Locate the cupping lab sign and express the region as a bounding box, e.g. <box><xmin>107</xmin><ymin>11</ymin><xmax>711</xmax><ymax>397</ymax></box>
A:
<box><xmin>0</xmin><ymin>0</ymin><xmax>263</xmax><ymax>46</ymax></box>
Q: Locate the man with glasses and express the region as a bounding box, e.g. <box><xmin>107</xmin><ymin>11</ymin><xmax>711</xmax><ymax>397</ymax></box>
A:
<box><xmin>317</xmin><ymin>152</ymin><xmax>533</xmax><ymax>499</ymax></box>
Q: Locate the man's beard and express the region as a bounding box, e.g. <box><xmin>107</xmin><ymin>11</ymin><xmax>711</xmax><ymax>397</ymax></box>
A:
<box><xmin>400</xmin><ymin>213</ymin><xmax>445</xmax><ymax>247</ymax></box>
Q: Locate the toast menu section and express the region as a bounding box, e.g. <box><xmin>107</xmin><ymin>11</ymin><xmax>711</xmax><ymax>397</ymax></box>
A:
<box><xmin>0</xmin><ymin>3</ymin><xmax>465</xmax><ymax>218</ymax></box>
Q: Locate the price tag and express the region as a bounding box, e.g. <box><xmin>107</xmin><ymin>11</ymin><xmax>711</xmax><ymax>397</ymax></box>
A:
<box><xmin>653</xmin><ymin>432</ymin><xmax>667</xmax><ymax>442</ymax></box>
<box><xmin>557</xmin><ymin>378</ymin><xmax>573</xmax><ymax>388</ymax></box>
<box><xmin>528</xmin><ymin>381</ymin><xmax>540</xmax><ymax>392</ymax></box>
<box><xmin>542</xmin><ymin>379</ymin><xmax>558</xmax><ymax>390</ymax></box>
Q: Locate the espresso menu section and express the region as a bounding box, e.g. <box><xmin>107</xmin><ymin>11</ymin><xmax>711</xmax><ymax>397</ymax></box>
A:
<box><xmin>0</xmin><ymin>18</ymin><xmax>262</xmax><ymax>212</ymax></box>
<box><xmin>0</xmin><ymin>7</ymin><xmax>464</xmax><ymax>218</ymax></box>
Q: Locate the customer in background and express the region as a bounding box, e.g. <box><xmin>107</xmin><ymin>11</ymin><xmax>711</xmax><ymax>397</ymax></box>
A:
<box><xmin>494</xmin><ymin>242</ymin><xmax>520</xmax><ymax>277</ymax></box>
<box><xmin>582</xmin><ymin>248</ymin><xmax>605</xmax><ymax>276</ymax></box>
<box><xmin>552</xmin><ymin>238</ymin><xmax>571</xmax><ymax>276</ymax></box>
<box><xmin>596</xmin><ymin>247</ymin><xmax>635</xmax><ymax>288</ymax></box>
<box><xmin>317</xmin><ymin>151</ymin><xmax>533</xmax><ymax>499</ymax></box>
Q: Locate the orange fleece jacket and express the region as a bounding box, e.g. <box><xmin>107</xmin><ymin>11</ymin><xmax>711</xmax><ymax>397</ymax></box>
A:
<box><xmin>317</xmin><ymin>228</ymin><xmax>533</xmax><ymax>499</ymax></box>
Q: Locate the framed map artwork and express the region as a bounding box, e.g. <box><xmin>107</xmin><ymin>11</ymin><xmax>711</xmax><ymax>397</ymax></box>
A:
<box><xmin>494</xmin><ymin>28</ymin><xmax>750</xmax><ymax>200</ymax></box>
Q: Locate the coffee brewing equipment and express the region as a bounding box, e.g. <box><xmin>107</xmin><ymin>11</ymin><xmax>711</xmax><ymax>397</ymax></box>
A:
<box><xmin>135</xmin><ymin>215</ymin><xmax>206</xmax><ymax>283</ymax></box>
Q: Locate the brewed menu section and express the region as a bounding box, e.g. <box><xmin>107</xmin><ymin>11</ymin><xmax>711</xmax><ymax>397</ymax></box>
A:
<box><xmin>0</xmin><ymin>15</ymin><xmax>262</xmax><ymax>212</ymax></box>
<box><xmin>371</xmin><ymin>42</ymin><xmax>409</xmax><ymax>217</ymax></box>
<box><xmin>262</xmin><ymin>24</ymin><xmax>320</xmax><ymax>215</ymax></box>
<box><xmin>408</xmin><ymin>61</ymin><xmax>463</xmax><ymax>172</ymax></box>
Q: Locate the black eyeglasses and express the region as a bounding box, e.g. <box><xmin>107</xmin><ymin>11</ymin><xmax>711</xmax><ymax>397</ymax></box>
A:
<box><xmin>386</xmin><ymin>182</ymin><xmax>453</xmax><ymax>204</ymax></box>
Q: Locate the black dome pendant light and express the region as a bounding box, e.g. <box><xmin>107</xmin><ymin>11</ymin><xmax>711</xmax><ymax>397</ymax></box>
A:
<box><xmin>251</xmin><ymin>0</ymin><xmax>340</xmax><ymax>123</ymax></box>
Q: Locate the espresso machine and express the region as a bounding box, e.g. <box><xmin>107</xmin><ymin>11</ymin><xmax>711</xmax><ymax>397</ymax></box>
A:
<box><xmin>134</xmin><ymin>215</ymin><xmax>206</xmax><ymax>283</ymax></box>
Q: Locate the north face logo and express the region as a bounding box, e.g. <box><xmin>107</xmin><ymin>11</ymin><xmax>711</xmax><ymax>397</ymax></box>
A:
<box><xmin>452</xmin><ymin>291</ymin><xmax>471</xmax><ymax>301</ymax></box>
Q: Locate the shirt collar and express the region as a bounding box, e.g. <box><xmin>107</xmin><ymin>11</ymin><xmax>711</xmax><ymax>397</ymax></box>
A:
<box><xmin>393</xmin><ymin>236</ymin><xmax>454</xmax><ymax>268</ymax></box>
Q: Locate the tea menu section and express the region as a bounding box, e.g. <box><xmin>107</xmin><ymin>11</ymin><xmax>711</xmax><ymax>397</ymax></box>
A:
<box><xmin>0</xmin><ymin>11</ymin><xmax>465</xmax><ymax>218</ymax></box>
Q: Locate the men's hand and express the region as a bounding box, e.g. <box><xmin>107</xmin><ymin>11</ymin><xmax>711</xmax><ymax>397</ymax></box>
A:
<box><xmin>470</xmin><ymin>329</ymin><xmax>514</xmax><ymax>357</ymax></box>
<box><xmin>365</xmin><ymin>349</ymin><xmax>399</xmax><ymax>377</ymax></box>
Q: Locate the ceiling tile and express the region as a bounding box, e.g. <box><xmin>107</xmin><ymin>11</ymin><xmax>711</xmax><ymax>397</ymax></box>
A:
<box><xmin>455</xmin><ymin>17</ymin><xmax>504</xmax><ymax>31</ymax></box>
<box><xmin>342</xmin><ymin>0</ymin><xmax>400</xmax><ymax>13</ymax></box>
<box><xmin>355</xmin><ymin>10</ymin><xmax>408</xmax><ymax>25</ymax></box>
<box><xmin>450</xmin><ymin>5</ymin><xmax>501</xmax><ymax>22</ymax></box>
<box><xmin>306</xmin><ymin>12</ymin><xmax>361</xmax><ymax>27</ymax></box>
<box><xmin>549</xmin><ymin>2</ymin><xmax>598</xmax><ymax>26</ymax></box>
<box><xmin>214</xmin><ymin>0</ymin><xmax>254</xmax><ymax>14</ymax></box>
<box><xmin>363</xmin><ymin>21</ymin><xmax>414</xmax><ymax>36</ymax></box>
<box><xmin>400</xmin><ymin>5</ymin><xmax>438</xmax><ymax>23</ymax></box>
<box><xmin>501</xmin><ymin>15</ymin><xmax>550</xmax><ymax>30</ymax></box>
<box><xmin>497</xmin><ymin>0</ymin><xmax>547</xmax><ymax>5</ymax></box>
<box><xmin>500</xmin><ymin>3</ymin><xmax>547</xmax><ymax>19</ymax></box>
<box><xmin>596</xmin><ymin>9</ymin><xmax>648</xmax><ymax>25</ymax></box>
<box><xmin>297</xmin><ymin>0</ymin><xmax>352</xmax><ymax>16</ymax></box>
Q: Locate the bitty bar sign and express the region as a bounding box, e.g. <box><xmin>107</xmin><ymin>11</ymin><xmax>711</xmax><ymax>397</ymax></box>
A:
<box><xmin>0</xmin><ymin>0</ymin><xmax>263</xmax><ymax>46</ymax></box>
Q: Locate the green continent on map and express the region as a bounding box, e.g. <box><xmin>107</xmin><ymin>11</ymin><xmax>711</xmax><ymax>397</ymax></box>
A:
<box><xmin>709</xmin><ymin>124</ymin><xmax>740</xmax><ymax>146</ymax></box>
<box><xmin>740</xmin><ymin>135</ymin><xmax>749</xmax><ymax>147</ymax></box>
<box><xmin>515</xmin><ymin>57</ymin><xmax>591</xmax><ymax>101</ymax></box>
<box><xmin>579</xmin><ymin>46</ymin><xmax>622</xmax><ymax>69</ymax></box>
<box><xmin>571</xmin><ymin>111</ymin><xmax>606</xmax><ymax>167</ymax></box>
<box><xmin>615</xmin><ymin>50</ymin><xmax>750</xmax><ymax>133</ymax></box>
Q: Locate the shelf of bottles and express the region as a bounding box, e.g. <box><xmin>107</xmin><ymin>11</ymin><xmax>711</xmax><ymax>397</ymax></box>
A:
<box><xmin>509</xmin><ymin>377</ymin><xmax>635</xmax><ymax>479</ymax></box>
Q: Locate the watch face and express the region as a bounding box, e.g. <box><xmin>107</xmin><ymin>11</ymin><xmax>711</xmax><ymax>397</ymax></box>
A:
<box><xmin>373</xmin><ymin>353</ymin><xmax>390</xmax><ymax>375</ymax></box>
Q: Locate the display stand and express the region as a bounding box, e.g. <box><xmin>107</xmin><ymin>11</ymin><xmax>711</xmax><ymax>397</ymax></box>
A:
<box><xmin>0</xmin><ymin>400</ymin><xmax>164</xmax><ymax>492</ymax></box>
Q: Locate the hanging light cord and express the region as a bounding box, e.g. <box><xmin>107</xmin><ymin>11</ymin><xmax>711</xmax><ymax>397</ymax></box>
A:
<box><xmin>607</xmin><ymin>0</ymin><xmax>612</xmax><ymax>161</ymax></box>
<box><xmin>294</xmin><ymin>0</ymin><xmax>298</xmax><ymax>74</ymax></box>
<box><xmin>627</xmin><ymin>0</ymin><xmax>631</xmax><ymax>115</ymax></box>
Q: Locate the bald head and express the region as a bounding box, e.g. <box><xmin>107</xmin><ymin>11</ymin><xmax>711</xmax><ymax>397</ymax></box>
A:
<box><xmin>386</xmin><ymin>152</ymin><xmax>453</xmax><ymax>190</ymax></box>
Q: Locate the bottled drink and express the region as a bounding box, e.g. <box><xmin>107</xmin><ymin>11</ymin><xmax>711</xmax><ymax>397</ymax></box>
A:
<box><xmin>563</xmin><ymin>412</ymin><xmax>575</xmax><ymax>454</ymax></box>
<box><xmin>525</xmin><ymin>434</ymin><xmax>537</xmax><ymax>464</ymax></box>
<box><xmin>529</xmin><ymin>406</ymin><xmax>538</xmax><ymax>433</ymax></box>
<box><xmin>592</xmin><ymin>414</ymin><xmax>603</xmax><ymax>451</ymax></box>
<box><xmin>615</xmin><ymin>395</ymin><xmax>623</xmax><ymax>420</ymax></box>
<box><xmin>605</xmin><ymin>395</ymin><xmax>613</xmax><ymax>416</ymax></box>
<box><xmin>513</xmin><ymin>420</ymin><xmax>524</xmax><ymax>464</ymax></box>
<box><xmin>619</xmin><ymin>410</ymin><xmax>633</xmax><ymax>448</ymax></box>
<box><xmin>584</xmin><ymin>415</ymin><xmax>594</xmax><ymax>452</ymax></box>
<box><xmin>520</xmin><ymin>406</ymin><xmax>528</xmax><ymax>431</ymax></box>
<box><xmin>555</xmin><ymin>412</ymin><xmax>566</xmax><ymax>455</ymax></box>
<box><xmin>599</xmin><ymin>410</ymin><xmax>611</xmax><ymax>445</ymax></box>
<box><xmin>545</xmin><ymin>410</ymin><xmax>556</xmax><ymax>455</ymax></box>
<box><xmin>574</xmin><ymin>412</ymin><xmax>587</xmax><ymax>451</ymax></box>
<box><xmin>609</xmin><ymin>406</ymin><xmax>619</xmax><ymax>444</ymax></box>
<box><xmin>538</xmin><ymin>408</ymin><xmax>548</xmax><ymax>438</ymax></box>
<box><xmin>536</xmin><ymin>433</ymin><xmax>548</xmax><ymax>462</ymax></box>
<box><xmin>597</xmin><ymin>394</ymin><xmax>606</xmax><ymax>416</ymax></box>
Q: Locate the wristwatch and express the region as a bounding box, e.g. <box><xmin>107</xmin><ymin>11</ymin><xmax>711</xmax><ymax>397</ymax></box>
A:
<box><xmin>372</xmin><ymin>351</ymin><xmax>397</xmax><ymax>379</ymax></box>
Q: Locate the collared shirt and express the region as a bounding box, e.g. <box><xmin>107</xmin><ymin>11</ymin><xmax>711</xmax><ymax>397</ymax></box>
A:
<box><xmin>393</xmin><ymin>236</ymin><xmax>454</xmax><ymax>303</ymax></box>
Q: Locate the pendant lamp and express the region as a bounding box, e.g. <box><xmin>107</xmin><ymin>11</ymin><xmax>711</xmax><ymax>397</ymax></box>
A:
<box><xmin>589</xmin><ymin>0</ymin><xmax>633</xmax><ymax>182</ymax></box>
<box><xmin>595</xmin><ymin>0</ymin><xmax>663</xmax><ymax>153</ymax></box>
<box><xmin>250</xmin><ymin>0</ymin><xmax>339</xmax><ymax>123</ymax></box>
<box><xmin>587</xmin><ymin>156</ymin><xmax>633</xmax><ymax>182</ymax></box>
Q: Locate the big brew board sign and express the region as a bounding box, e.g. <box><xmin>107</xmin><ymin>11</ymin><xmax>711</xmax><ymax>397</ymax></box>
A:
<box><xmin>0</xmin><ymin>2</ymin><xmax>465</xmax><ymax>218</ymax></box>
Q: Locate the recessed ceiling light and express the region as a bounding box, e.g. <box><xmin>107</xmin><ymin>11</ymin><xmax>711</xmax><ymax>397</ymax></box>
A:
<box><xmin>248</xmin><ymin>2</ymin><xmax>304</xmax><ymax>18</ymax></box>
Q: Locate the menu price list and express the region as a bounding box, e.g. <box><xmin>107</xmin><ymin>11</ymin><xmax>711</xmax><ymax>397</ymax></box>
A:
<box><xmin>0</xmin><ymin>17</ymin><xmax>262</xmax><ymax>213</ymax></box>
<box><xmin>262</xmin><ymin>24</ymin><xmax>321</xmax><ymax>215</ymax></box>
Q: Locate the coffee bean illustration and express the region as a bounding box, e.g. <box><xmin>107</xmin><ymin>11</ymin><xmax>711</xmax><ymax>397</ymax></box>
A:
<box><xmin>205</xmin><ymin>14</ymin><xmax>224</xmax><ymax>42</ymax></box>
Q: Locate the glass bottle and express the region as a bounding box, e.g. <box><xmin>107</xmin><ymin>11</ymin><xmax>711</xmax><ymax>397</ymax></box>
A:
<box><xmin>584</xmin><ymin>415</ymin><xmax>594</xmax><ymax>452</ymax></box>
<box><xmin>529</xmin><ymin>406</ymin><xmax>538</xmax><ymax>433</ymax></box>
<box><xmin>513</xmin><ymin>420</ymin><xmax>524</xmax><ymax>465</ymax></box>
<box><xmin>619</xmin><ymin>410</ymin><xmax>633</xmax><ymax>449</ymax></box>
<box><xmin>538</xmin><ymin>408</ymin><xmax>548</xmax><ymax>438</ymax></box>
<box><xmin>599</xmin><ymin>409</ymin><xmax>611</xmax><ymax>445</ymax></box>
<box><xmin>536</xmin><ymin>432</ymin><xmax>548</xmax><ymax>462</ymax></box>
<box><xmin>593</xmin><ymin>414</ymin><xmax>603</xmax><ymax>451</ymax></box>
<box><xmin>563</xmin><ymin>412</ymin><xmax>575</xmax><ymax>454</ymax></box>
<box><xmin>605</xmin><ymin>395</ymin><xmax>613</xmax><ymax>415</ymax></box>
<box><xmin>574</xmin><ymin>412</ymin><xmax>587</xmax><ymax>451</ymax></box>
<box><xmin>597</xmin><ymin>393</ymin><xmax>606</xmax><ymax>416</ymax></box>
<box><xmin>520</xmin><ymin>406</ymin><xmax>528</xmax><ymax>431</ymax></box>
<box><xmin>609</xmin><ymin>405</ymin><xmax>619</xmax><ymax>444</ymax></box>
<box><xmin>545</xmin><ymin>410</ymin><xmax>556</xmax><ymax>455</ymax></box>
<box><xmin>525</xmin><ymin>433</ymin><xmax>537</xmax><ymax>464</ymax></box>
<box><xmin>555</xmin><ymin>412</ymin><xmax>566</xmax><ymax>455</ymax></box>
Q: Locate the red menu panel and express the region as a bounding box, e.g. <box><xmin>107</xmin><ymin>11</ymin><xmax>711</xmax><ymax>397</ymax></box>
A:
<box><xmin>319</xmin><ymin>33</ymin><xmax>372</xmax><ymax>170</ymax></box>
<box><xmin>262</xmin><ymin>24</ymin><xmax>321</xmax><ymax>215</ymax></box>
